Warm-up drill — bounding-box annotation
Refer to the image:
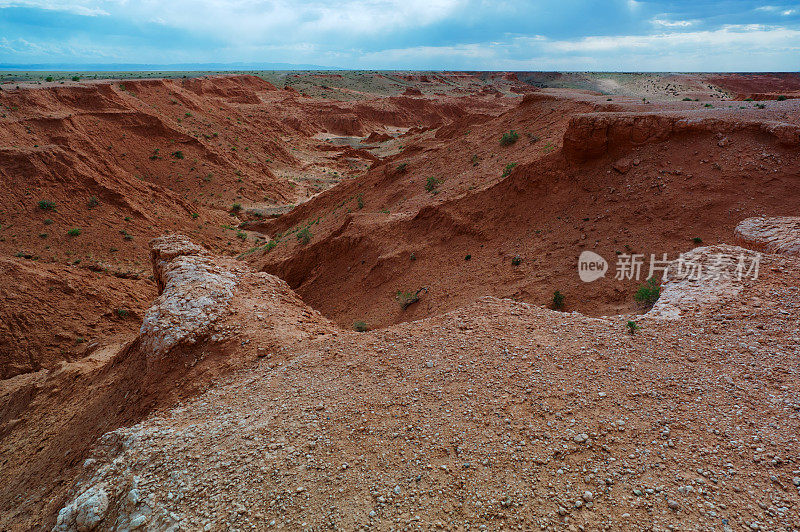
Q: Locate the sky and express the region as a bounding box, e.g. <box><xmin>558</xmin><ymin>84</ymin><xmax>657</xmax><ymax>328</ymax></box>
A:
<box><xmin>0</xmin><ymin>0</ymin><xmax>799</xmax><ymax>71</ymax></box>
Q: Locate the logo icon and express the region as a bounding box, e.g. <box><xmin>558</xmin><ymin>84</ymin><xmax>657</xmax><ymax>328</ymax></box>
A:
<box><xmin>578</xmin><ymin>251</ymin><xmax>608</xmax><ymax>282</ymax></box>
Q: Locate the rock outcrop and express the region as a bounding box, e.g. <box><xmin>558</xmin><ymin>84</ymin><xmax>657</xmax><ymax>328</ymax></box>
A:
<box><xmin>140</xmin><ymin>235</ymin><xmax>243</xmax><ymax>358</ymax></box>
<box><xmin>734</xmin><ymin>216</ymin><xmax>800</xmax><ymax>257</ymax></box>
<box><xmin>647</xmin><ymin>245</ymin><xmax>762</xmax><ymax>320</ymax></box>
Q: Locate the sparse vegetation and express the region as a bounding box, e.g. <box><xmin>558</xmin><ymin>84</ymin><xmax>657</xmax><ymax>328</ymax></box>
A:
<box><xmin>627</xmin><ymin>320</ymin><xmax>640</xmax><ymax>334</ymax></box>
<box><xmin>87</xmin><ymin>196</ymin><xmax>99</xmax><ymax>208</ymax></box>
<box><xmin>38</xmin><ymin>200</ymin><xmax>56</xmax><ymax>211</ymax></box>
<box><xmin>692</xmin><ymin>237</ymin><xmax>703</xmax><ymax>244</ymax></box>
<box><xmin>425</xmin><ymin>176</ymin><xmax>441</xmax><ymax>193</ymax></box>
<box><xmin>500</xmin><ymin>130</ymin><xmax>519</xmax><ymax>146</ymax></box>
<box><xmin>356</xmin><ymin>194</ymin><xmax>364</xmax><ymax>209</ymax></box>
<box><xmin>353</xmin><ymin>321</ymin><xmax>369</xmax><ymax>332</ymax></box>
<box><xmin>396</xmin><ymin>288</ymin><xmax>427</xmax><ymax>310</ymax></box>
<box><xmin>511</xmin><ymin>255</ymin><xmax>522</xmax><ymax>266</ymax></box>
<box><xmin>236</xmin><ymin>231</ymin><xmax>247</xmax><ymax>240</ymax></box>
<box><xmin>67</xmin><ymin>228</ymin><xmax>82</xmax><ymax>237</ymax></box>
<box><xmin>171</xmin><ymin>150</ymin><xmax>185</xmax><ymax>159</ymax></box>
<box><xmin>297</xmin><ymin>227</ymin><xmax>312</xmax><ymax>245</ymax></box>
<box><xmin>777</xmin><ymin>95</ymin><xmax>787</xmax><ymax>101</ymax></box>
<box><xmin>551</xmin><ymin>290</ymin><xmax>565</xmax><ymax>310</ymax></box>
<box><xmin>396</xmin><ymin>163</ymin><xmax>407</xmax><ymax>173</ymax></box>
<box><xmin>502</xmin><ymin>162</ymin><xmax>517</xmax><ymax>178</ymax></box>
<box><xmin>634</xmin><ymin>278</ymin><xmax>661</xmax><ymax>309</ymax></box>
<box><xmin>116</xmin><ymin>308</ymin><xmax>130</xmax><ymax>319</ymax></box>
<box><xmin>230</xmin><ymin>202</ymin><xmax>242</xmax><ymax>213</ymax></box>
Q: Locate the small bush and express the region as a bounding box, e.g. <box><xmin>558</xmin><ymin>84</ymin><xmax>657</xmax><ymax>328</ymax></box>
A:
<box><xmin>356</xmin><ymin>194</ymin><xmax>364</xmax><ymax>210</ymax></box>
<box><xmin>396</xmin><ymin>163</ymin><xmax>407</xmax><ymax>173</ymax></box>
<box><xmin>777</xmin><ymin>95</ymin><xmax>787</xmax><ymax>101</ymax></box>
<box><xmin>297</xmin><ymin>227</ymin><xmax>311</xmax><ymax>245</ymax></box>
<box><xmin>45</xmin><ymin>76</ymin><xmax>54</xmax><ymax>82</ymax></box>
<box><xmin>87</xmin><ymin>196</ymin><xmax>99</xmax><ymax>208</ymax></box>
<box><xmin>425</xmin><ymin>176</ymin><xmax>440</xmax><ymax>193</ymax></box>
<box><xmin>171</xmin><ymin>150</ymin><xmax>184</xmax><ymax>159</ymax></box>
<box><xmin>67</xmin><ymin>228</ymin><xmax>82</xmax><ymax>237</ymax></box>
<box><xmin>500</xmin><ymin>130</ymin><xmax>519</xmax><ymax>146</ymax></box>
<box><xmin>396</xmin><ymin>289</ymin><xmax>424</xmax><ymax>309</ymax></box>
<box><xmin>353</xmin><ymin>321</ymin><xmax>369</xmax><ymax>332</ymax></box>
<box><xmin>634</xmin><ymin>278</ymin><xmax>661</xmax><ymax>309</ymax></box>
<box><xmin>511</xmin><ymin>255</ymin><xmax>522</xmax><ymax>266</ymax></box>
<box><xmin>551</xmin><ymin>290</ymin><xmax>565</xmax><ymax>310</ymax></box>
<box><xmin>38</xmin><ymin>200</ymin><xmax>57</xmax><ymax>211</ymax></box>
<box><xmin>265</xmin><ymin>240</ymin><xmax>277</xmax><ymax>252</ymax></box>
<box><xmin>116</xmin><ymin>308</ymin><xmax>130</xmax><ymax>319</ymax></box>
<box><xmin>502</xmin><ymin>162</ymin><xmax>517</xmax><ymax>178</ymax></box>
<box><xmin>71</xmin><ymin>76</ymin><xmax>81</xmax><ymax>82</ymax></box>
<box><xmin>231</xmin><ymin>202</ymin><xmax>242</xmax><ymax>213</ymax></box>
<box><xmin>464</xmin><ymin>254</ymin><xmax>471</xmax><ymax>261</ymax></box>
<box><xmin>191</xmin><ymin>212</ymin><xmax>199</xmax><ymax>219</ymax></box>
<box><xmin>692</xmin><ymin>237</ymin><xmax>703</xmax><ymax>244</ymax></box>
<box><xmin>43</xmin><ymin>218</ymin><xmax>54</xmax><ymax>225</ymax></box>
<box><xmin>627</xmin><ymin>320</ymin><xmax>640</xmax><ymax>334</ymax></box>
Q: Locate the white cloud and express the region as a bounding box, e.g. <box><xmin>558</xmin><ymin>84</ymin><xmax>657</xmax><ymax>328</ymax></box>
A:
<box><xmin>0</xmin><ymin>0</ymin><xmax>110</xmax><ymax>15</ymax></box>
<box><xmin>651</xmin><ymin>18</ymin><xmax>695</xmax><ymax>28</ymax></box>
<box><xmin>354</xmin><ymin>25</ymin><xmax>800</xmax><ymax>71</ymax></box>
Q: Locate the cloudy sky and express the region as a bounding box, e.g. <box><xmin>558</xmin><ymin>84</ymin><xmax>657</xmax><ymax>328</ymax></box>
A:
<box><xmin>1</xmin><ymin>0</ymin><xmax>799</xmax><ymax>70</ymax></box>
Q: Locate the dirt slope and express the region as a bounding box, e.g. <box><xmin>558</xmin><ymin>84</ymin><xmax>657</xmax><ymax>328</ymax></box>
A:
<box><xmin>31</xmin><ymin>232</ymin><xmax>800</xmax><ymax>532</ymax></box>
<box><xmin>246</xmin><ymin>92</ymin><xmax>800</xmax><ymax>329</ymax></box>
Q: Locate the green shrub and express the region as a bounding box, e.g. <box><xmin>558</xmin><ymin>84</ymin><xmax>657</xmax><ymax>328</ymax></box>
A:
<box><xmin>634</xmin><ymin>278</ymin><xmax>661</xmax><ymax>308</ymax></box>
<box><xmin>236</xmin><ymin>231</ymin><xmax>247</xmax><ymax>240</ymax></box>
<box><xmin>67</xmin><ymin>228</ymin><xmax>82</xmax><ymax>237</ymax></box>
<box><xmin>116</xmin><ymin>308</ymin><xmax>130</xmax><ymax>319</ymax></box>
<box><xmin>627</xmin><ymin>320</ymin><xmax>640</xmax><ymax>334</ymax></box>
<box><xmin>511</xmin><ymin>255</ymin><xmax>522</xmax><ymax>266</ymax></box>
<box><xmin>551</xmin><ymin>290</ymin><xmax>565</xmax><ymax>310</ymax></box>
<box><xmin>396</xmin><ymin>289</ymin><xmax>423</xmax><ymax>309</ymax></box>
<box><xmin>87</xmin><ymin>196</ymin><xmax>99</xmax><ymax>208</ymax></box>
<box><xmin>38</xmin><ymin>200</ymin><xmax>56</xmax><ymax>211</ymax></box>
<box><xmin>500</xmin><ymin>130</ymin><xmax>519</xmax><ymax>146</ymax></box>
<box><xmin>171</xmin><ymin>150</ymin><xmax>184</xmax><ymax>159</ymax></box>
<box><xmin>44</xmin><ymin>218</ymin><xmax>54</xmax><ymax>225</ymax></box>
<box><xmin>353</xmin><ymin>321</ymin><xmax>369</xmax><ymax>332</ymax></box>
<box><xmin>502</xmin><ymin>162</ymin><xmax>517</xmax><ymax>178</ymax></box>
<box><xmin>692</xmin><ymin>237</ymin><xmax>703</xmax><ymax>244</ymax></box>
<box><xmin>297</xmin><ymin>227</ymin><xmax>311</xmax><ymax>245</ymax></box>
<box><xmin>71</xmin><ymin>76</ymin><xmax>81</xmax><ymax>82</ymax></box>
<box><xmin>231</xmin><ymin>202</ymin><xmax>242</xmax><ymax>213</ymax></box>
<box><xmin>45</xmin><ymin>76</ymin><xmax>53</xmax><ymax>82</ymax></box>
<box><xmin>425</xmin><ymin>176</ymin><xmax>440</xmax><ymax>193</ymax></box>
<box><xmin>777</xmin><ymin>95</ymin><xmax>787</xmax><ymax>101</ymax></box>
<box><xmin>357</xmin><ymin>194</ymin><xmax>364</xmax><ymax>210</ymax></box>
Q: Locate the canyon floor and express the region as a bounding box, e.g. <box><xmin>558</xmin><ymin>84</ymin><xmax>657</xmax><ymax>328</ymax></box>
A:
<box><xmin>0</xmin><ymin>71</ymin><xmax>799</xmax><ymax>531</ymax></box>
